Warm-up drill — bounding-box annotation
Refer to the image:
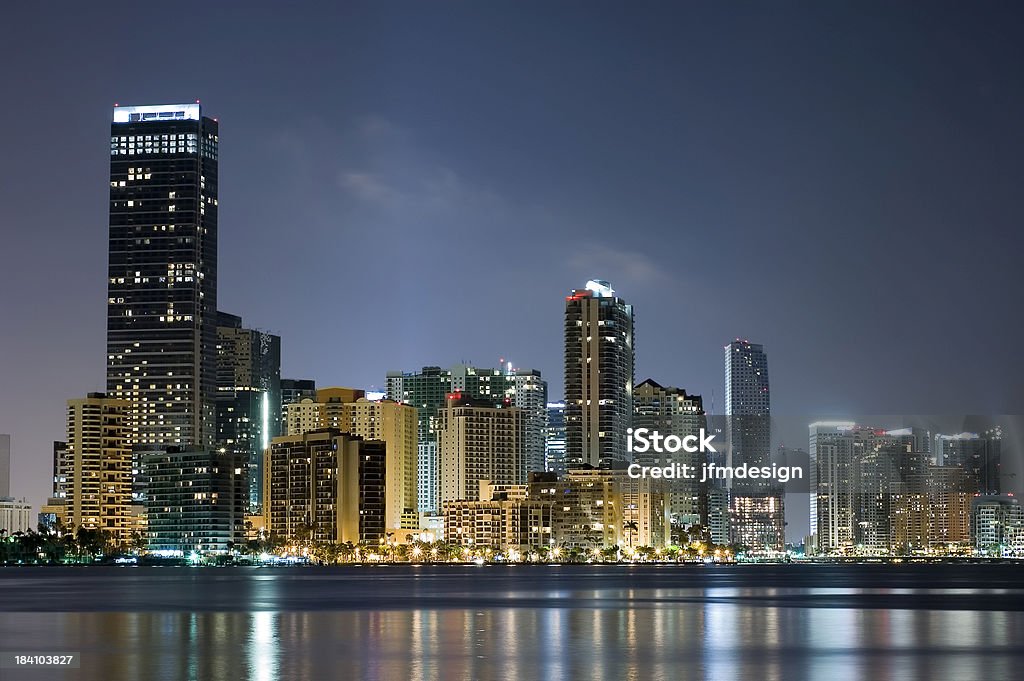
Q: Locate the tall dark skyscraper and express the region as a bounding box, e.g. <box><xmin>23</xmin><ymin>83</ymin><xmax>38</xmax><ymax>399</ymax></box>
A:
<box><xmin>724</xmin><ymin>339</ymin><xmax>783</xmax><ymax>551</ymax></box>
<box><xmin>564</xmin><ymin>280</ymin><xmax>634</xmax><ymax>468</ymax></box>
<box><xmin>105</xmin><ymin>104</ymin><xmax>219</xmax><ymax>451</ymax></box>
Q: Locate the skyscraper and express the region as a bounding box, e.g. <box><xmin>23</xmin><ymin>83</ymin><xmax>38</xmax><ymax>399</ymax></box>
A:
<box><xmin>724</xmin><ymin>340</ymin><xmax>782</xmax><ymax>551</ymax></box>
<box><xmin>437</xmin><ymin>394</ymin><xmax>526</xmax><ymax>504</ymax></box>
<box><xmin>215</xmin><ymin>311</ymin><xmax>281</xmax><ymax>513</ymax></box>
<box><xmin>632</xmin><ymin>379</ymin><xmax>707</xmax><ymax>526</ymax></box>
<box><xmin>106</xmin><ymin>103</ymin><xmax>219</xmax><ymax>451</ymax></box>
<box><xmin>564</xmin><ymin>280</ymin><xmax>634</xmax><ymax>468</ymax></box>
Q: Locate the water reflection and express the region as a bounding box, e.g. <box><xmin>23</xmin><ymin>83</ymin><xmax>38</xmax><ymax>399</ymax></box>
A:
<box><xmin>1</xmin><ymin>570</ymin><xmax>1023</xmax><ymax>681</ymax></box>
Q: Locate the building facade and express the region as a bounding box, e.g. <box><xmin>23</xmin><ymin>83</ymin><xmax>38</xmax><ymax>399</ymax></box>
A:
<box><xmin>280</xmin><ymin>378</ymin><xmax>317</xmax><ymax>434</ymax></box>
<box><xmin>55</xmin><ymin>394</ymin><xmax>133</xmax><ymax>546</ymax></box>
<box><xmin>215</xmin><ymin>311</ymin><xmax>281</xmax><ymax>514</ymax></box>
<box><xmin>564</xmin><ymin>280</ymin><xmax>634</xmax><ymax>469</ymax></box>
<box><xmin>724</xmin><ymin>340</ymin><xmax>781</xmax><ymax>551</ymax></box>
<box><xmin>264</xmin><ymin>429</ymin><xmax>386</xmax><ymax>544</ymax></box>
<box><xmin>437</xmin><ymin>395</ymin><xmax>526</xmax><ymax>504</ymax></box>
<box><xmin>971</xmin><ymin>495</ymin><xmax>1023</xmax><ymax>556</ymax></box>
<box><xmin>935</xmin><ymin>430</ymin><xmax>1001</xmax><ymax>495</ymax></box>
<box><xmin>283</xmin><ymin>389</ymin><xmax>418</xmax><ymax>530</ymax></box>
<box><xmin>106</xmin><ymin>103</ymin><xmax>219</xmax><ymax>452</ymax></box>
<box><xmin>443</xmin><ymin>483</ymin><xmax>555</xmax><ymax>552</ymax></box>
<box><xmin>632</xmin><ymin>379</ymin><xmax>707</xmax><ymax>526</ymax></box>
<box><xmin>143</xmin><ymin>448</ymin><xmax>246</xmax><ymax>554</ymax></box>
<box><xmin>810</xmin><ymin>423</ymin><xmax>936</xmax><ymax>555</ymax></box>
<box><xmin>387</xmin><ymin>365</ymin><xmax>547</xmax><ymax>515</ymax></box>
<box><xmin>545</xmin><ymin>402</ymin><xmax>567</xmax><ymax>476</ymax></box>
<box><xmin>0</xmin><ymin>498</ymin><xmax>32</xmax><ymax>535</ymax></box>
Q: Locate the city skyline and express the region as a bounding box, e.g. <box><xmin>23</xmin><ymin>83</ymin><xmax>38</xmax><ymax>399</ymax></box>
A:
<box><xmin>2</xmin><ymin>3</ymin><xmax>1024</xmax><ymax>520</ymax></box>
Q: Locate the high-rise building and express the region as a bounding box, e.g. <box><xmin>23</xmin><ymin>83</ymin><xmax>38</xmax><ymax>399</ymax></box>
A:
<box><xmin>545</xmin><ymin>402</ymin><xmax>567</xmax><ymax>476</ymax></box>
<box><xmin>724</xmin><ymin>340</ymin><xmax>781</xmax><ymax>551</ymax></box>
<box><xmin>215</xmin><ymin>311</ymin><xmax>281</xmax><ymax>513</ymax></box>
<box><xmin>264</xmin><ymin>429</ymin><xmax>386</xmax><ymax>544</ymax></box>
<box><xmin>106</xmin><ymin>103</ymin><xmax>219</xmax><ymax>452</ymax></box>
<box><xmin>56</xmin><ymin>394</ymin><xmax>133</xmax><ymax>546</ymax></box>
<box><xmin>345</xmin><ymin>397</ymin><xmax>419</xmax><ymax>530</ymax></box>
<box><xmin>0</xmin><ymin>434</ymin><xmax>9</xmax><ymax>498</ymax></box>
<box><xmin>437</xmin><ymin>394</ymin><xmax>526</xmax><ymax>505</ymax></box>
<box><xmin>531</xmin><ymin>470</ymin><xmax>622</xmax><ymax>549</ymax></box>
<box><xmin>144</xmin><ymin>448</ymin><xmax>246</xmax><ymax>554</ymax></box>
<box><xmin>632</xmin><ymin>379</ymin><xmax>707</xmax><ymax>525</ymax></box>
<box><xmin>387</xmin><ymin>365</ymin><xmax>547</xmax><ymax>514</ymax></box>
<box><xmin>935</xmin><ymin>430</ymin><xmax>1001</xmax><ymax>495</ymax></box>
<box><xmin>971</xmin><ymin>495</ymin><xmax>1023</xmax><ymax>555</ymax></box>
<box><xmin>564</xmin><ymin>280</ymin><xmax>634</xmax><ymax>468</ymax></box>
<box><xmin>926</xmin><ymin>465</ymin><xmax>974</xmax><ymax>550</ymax></box>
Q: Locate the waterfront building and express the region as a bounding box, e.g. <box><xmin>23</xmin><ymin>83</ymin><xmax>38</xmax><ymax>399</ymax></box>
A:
<box><xmin>531</xmin><ymin>469</ymin><xmax>622</xmax><ymax>550</ymax></box>
<box><xmin>264</xmin><ymin>429</ymin><xmax>386</xmax><ymax>544</ymax></box>
<box><xmin>56</xmin><ymin>394</ymin><xmax>133</xmax><ymax>546</ymax></box>
<box><xmin>810</xmin><ymin>423</ymin><xmax>936</xmax><ymax>555</ymax></box>
<box><xmin>971</xmin><ymin>495</ymin><xmax>1023</xmax><ymax>556</ymax></box>
<box><xmin>443</xmin><ymin>482</ymin><xmax>554</xmax><ymax>552</ymax></box>
<box><xmin>926</xmin><ymin>466</ymin><xmax>974</xmax><ymax>550</ymax></box>
<box><xmin>143</xmin><ymin>448</ymin><xmax>246</xmax><ymax>554</ymax></box>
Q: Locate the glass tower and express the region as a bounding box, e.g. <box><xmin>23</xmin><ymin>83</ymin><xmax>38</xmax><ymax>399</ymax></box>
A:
<box><xmin>105</xmin><ymin>104</ymin><xmax>219</xmax><ymax>452</ymax></box>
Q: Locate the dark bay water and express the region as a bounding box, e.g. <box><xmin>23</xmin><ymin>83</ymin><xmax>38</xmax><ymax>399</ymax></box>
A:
<box><xmin>0</xmin><ymin>564</ymin><xmax>1022</xmax><ymax>680</ymax></box>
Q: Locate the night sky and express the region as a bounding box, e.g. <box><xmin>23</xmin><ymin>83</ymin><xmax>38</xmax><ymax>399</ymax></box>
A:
<box><xmin>2</xmin><ymin>2</ymin><xmax>1023</xmax><ymax>527</ymax></box>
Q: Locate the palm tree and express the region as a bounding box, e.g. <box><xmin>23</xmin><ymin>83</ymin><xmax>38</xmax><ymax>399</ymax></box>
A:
<box><xmin>623</xmin><ymin>520</ymin><xmax>639</xmax><ymax>547</ymax></box>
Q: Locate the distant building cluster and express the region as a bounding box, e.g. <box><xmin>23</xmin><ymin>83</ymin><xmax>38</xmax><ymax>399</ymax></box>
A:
<box><xmin>807</xmin><ymin>424</ymin><xmax>1011</xmax><ymax>556</ymax></box>
<box><xmin>4</xmin><ymin>103</ymin><xmax>1019</xmax><ymax>563</ymax></box>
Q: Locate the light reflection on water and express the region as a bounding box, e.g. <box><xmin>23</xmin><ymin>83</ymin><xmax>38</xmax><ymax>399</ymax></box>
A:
<box><xmin>1</xmin><ymin>572</ymin><xmax>1023</xmax><ymax>681</ymax></box>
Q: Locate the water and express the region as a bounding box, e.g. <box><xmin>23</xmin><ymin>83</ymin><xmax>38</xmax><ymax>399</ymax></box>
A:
<box><xmin>1</xmin><ymin>564</ymin><xmax>1022</xmax><ymax>680</ymax></box>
